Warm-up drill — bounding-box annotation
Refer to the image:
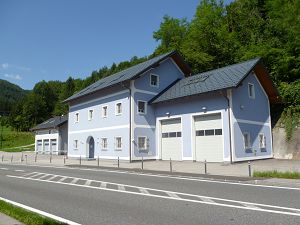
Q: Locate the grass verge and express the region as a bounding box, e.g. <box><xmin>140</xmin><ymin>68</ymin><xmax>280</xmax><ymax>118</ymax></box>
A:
<box><xmin>0</xmin><ymin>199</ymin><xmax>66</xmax><ymax>225</ymax></box>
<box><xmin>0</xmin><ymin>126</ymin><xmax>34</xmax><ymax>152</ymax></box>
<box><xmin>253</xmin><ymin>170</ymin><xmax>300</xmax><ymax>179</ymax></box>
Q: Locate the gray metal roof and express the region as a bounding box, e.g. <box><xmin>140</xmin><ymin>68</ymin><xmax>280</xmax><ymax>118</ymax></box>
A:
<box><xmin>31</xmin><ymin>115</ymin><xmax>68</xmax><ymax>131</ymax></box>
<box><xmin>150</xmin><ymin>57</ymin><xmax>261</xmax><ymax>104</ymax></box>
<box><xmin>64</xmin><ymin>51</ymin><xmax>181</xmax><ymax>103</ymax></box>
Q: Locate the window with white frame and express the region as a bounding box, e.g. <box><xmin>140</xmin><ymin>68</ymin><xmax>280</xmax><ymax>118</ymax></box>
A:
<box><xmin>74</xmin><ymin>140</ymin><xmax>79</xmax><ymax>149</ymax></box>
<box><xmin>259</xmin><ymin>133</ymin><xmax>266</xmax><ymax>149</ymax></box>
<box><xmin>115</xmin><ymin>137</ymin><xmax>122</xmax><ymax>150</ymax></box>
<box><xmin>248</xmin><ymin>83</ymin><xmax>255</xmax><ymax>99</ymax></box>
<box><xmin>102</xmin><ymin>106</ymin><xmax>108</xmax><ymax>118</ymax></box>
<box><xmin>150</xmin><ymin>74</ymin><xmax>159</xmax><ymax>87</ymax></box>
<box><xmin>115</xmin><ymin>102</ymin><xmax>122</xmax><ymax>115</ymax></box>
<box><xmin>88</xmin><ymin>109</ymin><xmax>93</xmax><ymax>120</ymax></box>
<box><xmin>243</xmin><ymin>132</ymin><xmax>251</xmax><ymax>149</ymax></box>
<box><xmin>101</xmin><ymin>138</ymin><xmax>108</xmax><ymax>150</ymax></box>
<box><xmin>138</xmin><ymin>101</ymin><xmax>146</xmax><ymax>114</ymax></box>
<box><xmin>75</xmin><ymin>113</ymin><xmax>79</xmax><ymax>123</ymax></box>
<box><xmin>138</xmin><ymin>136</ymin><xmax>148</xmax><ymax>150</ymax></box>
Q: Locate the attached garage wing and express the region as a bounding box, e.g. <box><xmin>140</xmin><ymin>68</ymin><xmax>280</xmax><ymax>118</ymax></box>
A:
<box><xmin>161</xmin><ymin>118</ymin><xmax>182</xmax><ymax>161</ymax></box>
<box><xmin>194</xmin><ymin>113</ymin><xmax>224</xmax><ymax>162</ymax></box>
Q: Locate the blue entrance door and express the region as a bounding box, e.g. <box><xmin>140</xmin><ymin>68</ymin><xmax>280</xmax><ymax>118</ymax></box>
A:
<box><xmin>88</xmin><ymin>137</ymin><xmax>94</xmax><ymax>159</ymax></box>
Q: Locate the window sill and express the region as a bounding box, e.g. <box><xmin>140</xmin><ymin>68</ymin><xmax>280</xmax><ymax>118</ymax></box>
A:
<box><xmin>115</xmin><ymin>148</ymin><xmax>122</xmax><ymax>151</ymax></box>
<box><xmin>245</xmin><ymin>148</ymin><xmax>253</xmax><ymax>154</ymax></box>
<box><xmin>101</xmin><ymin>149</ymin><xmax>108</xmax><ymax>151</ymax></box>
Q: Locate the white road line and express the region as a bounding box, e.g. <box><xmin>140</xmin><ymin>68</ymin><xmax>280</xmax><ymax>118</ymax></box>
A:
<box><xmin>71</xmin><ymin>178</ymin><xmax>79</xmax><ymax>184</ymax></box>
<box><xmin>100</xmin><ymin>182</ymin><xmax>107</xmax><ymax>188</ymax></box>
<box><xmin>0</xmin><ymin>196</ymin><xmax>81</xmax><ymax>225</ymax></box>
<box><xmin>46</xmin><ymin>175</ymin><xmax>59</xmax><ymax>181</ymax></box>
<box><xmin>243</xmin><ymin>203</ymin><xmax>261</xmax><ymax>209</ymax></box>
<box><xmin>57</xmin><ymin>177</ymin><xmax>68</xmax><ymax>182</ymax></box>
<box><xmin>23</xmin><ymin>172</ymin><xmax>38</xmax><ymax>177</ymax></box>
<box><xmin>39</xmin><ymin>174</ymin><xmax>51</xmax><ymax>179</ymax></box>
<box><xmin>84</xmin><ymin>180</ymin><xmax>91</xmax><ymax>186</ymax></box>
<box><xmin>28</xmin><ymin>173</ymin><xmax>44</xmax><ymax>178</ymax></box>
<box><xmin>4</xmin><ymin>163</ymin><xmax>300</xmax><ymax>191</ymax></box>
<box><xmin>14</xmin><ymin>169</ymin><xmax>25</xmax><ymax>172</ymax></box>
<box><xmin>167</xmin><ymin>192</ymin><xmax>180</xmax><ymax>199</ymax></box>
<box><xmin>0</xmin><ymin>168</ymin><xmax>8</xmax><ymax>170</ymax></box>
<box><xmin>199</xmin><ymin>197</ymin><xmax>215</xmax><ymax>203</ymax></box>
<box><xmin>118</xmin><ymin>185</ymin><xmax>125</xmax><ymax>191</ymax></box>
<box><xmin>7</xmin><ymin>174</ymin><xmax>300</xmax><ymax>217</ymax></box>
<box><xmin>139</xmin><ymin>188</ymin><xmax>149</xmax><ymax>194</ymax></box>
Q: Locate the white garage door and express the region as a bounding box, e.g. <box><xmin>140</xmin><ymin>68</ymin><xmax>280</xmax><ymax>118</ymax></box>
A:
<box><xmin>194</xmin><ymin>113</ymin><xmax>223</xmax><ymax>162</ymax></box>
<box><xmin>161</xmin><ymin>118</ymin><xmax>182</xmax><ymax>161</ymax></box>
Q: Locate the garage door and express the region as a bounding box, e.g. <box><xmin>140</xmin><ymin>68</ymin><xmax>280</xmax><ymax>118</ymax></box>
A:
<box><xmin>161</xmin><ymin>118</ymin><xmax>182</xmax><ymax>161</ymax></box>
<box><xmin>194</xmin><ymin>113</ymin><xmax>223</xmax><ymax>162</ymax></box>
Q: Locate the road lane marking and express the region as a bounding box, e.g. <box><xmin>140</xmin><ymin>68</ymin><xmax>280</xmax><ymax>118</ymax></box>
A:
<box><xmin>139</xmin><ymin>188</ymin><xmax>149</xmax><ymax>194</ymax></box>
<box><xmin>71</xmin><ymin>178</ymin><xmax>79</xmax><ymax>184</ymax></box>
<box><xmin>84</xmin><ymin>180</ymin><xmax>91</xmax><ymax>186</ymax></box>
<box><xmin>0</xmin><ymin>168</ymin><xmax>8</xmax><ymax>170</ymax></box>
<box><xmin>57</xmin><ymin>177</ymin><xmax>68</xmax><ymax>182</ymax></box>
<box><xmin>28</xmin><ymin>173</ymin><xmax>43</xmax><ymax>178</ymax></box>
<box><xmin>7</xmin><ymin>173</ymin><xmax>300</xmax><ymax>217</ymax></box>
<box><xmin>0</xmin><ymin>196</ymin><xmax>81</xmax><ymax>225</ymax></box>
<box><xmin>100</xmin><ymin>182</ymin><xmax>107</xmax><ymax>188</ymax></box>
<box><xmin>3</xmin><ymin>163</ymin><xmax>300</xmax><ymax>191</ymax></box>
<box><xmin>47</xmin><ymin>175</ymin><xmax>59</xmax><ymax>181</ymax></box>
<box><xmin>167</xmin><ymin>192</ymin><xmax>180</xmax><ymax>199</ymax></box>
<box><xmin>23</xmin><ymin>172</ymin><xmax>38</xmax><ymax>177</ymax></box>
<box><xmin>14</xmin><ymin>169</ymin><xmax>25</xmax><ymax>172</ymax></box>
<box><xmin>199</xmin><ymin>197</ymin><xmax>215</xmax><ymax>203</ymax></box>
<box><xmin>39</xmin><ymin>174</ymin><xmax>51</xmax><ymax>179</ymax></box>
<box><xmin>118</xmin><ymin>185</ymin><xmax>125</xmax><ymax>191</ymax></box>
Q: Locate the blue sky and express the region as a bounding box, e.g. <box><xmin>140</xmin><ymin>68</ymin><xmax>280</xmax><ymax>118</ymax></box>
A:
<box><xmin>0</xmin><ymin>0</ymin><xmax>230</xmax><ymax>90</ymax></box>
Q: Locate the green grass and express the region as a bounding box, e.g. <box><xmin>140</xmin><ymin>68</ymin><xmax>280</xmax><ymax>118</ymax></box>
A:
<box><xmin>0</xmin><ymin>199</ymin><xmax>66</xmax><ymax>225</ymax></box>
<box><xmin>0</xmin><ymin>126</ymin><xmax>34</xmax><ymax>151</ymax></box>
<box><xmin>253</xmin><ymin>170</ymin><xmax>300</xmax><ymax>179</ymax></box>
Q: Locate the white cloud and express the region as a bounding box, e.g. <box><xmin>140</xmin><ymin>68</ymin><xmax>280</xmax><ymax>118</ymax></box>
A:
<box><xmin>1</xmin><ymin>63</ymin><xmax>31</xmax><ymax>71</ymax></box>
<box><xmin>1</xmin><ymin>63</ymin><xmax>9</xmax><ymax>69</ymax></box>
<box><xmin>4</xmin><ymin>73</ymin><xmax>22</xmax><ymax>80</ymax></box>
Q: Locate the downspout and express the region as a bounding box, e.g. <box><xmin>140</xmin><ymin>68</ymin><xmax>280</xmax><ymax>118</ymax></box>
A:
<box><xmin>121</xmin><ymin>82</ymin><xmax>132</xmax><ymax>163</ymax></box>
<box><xmin>220</xmin><ymin>90</ymin><xmax>233</xmax><ymax>164</ymax></box>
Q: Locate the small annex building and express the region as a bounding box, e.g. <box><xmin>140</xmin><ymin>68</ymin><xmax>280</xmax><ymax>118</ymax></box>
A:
<box><xmin>64</xmin><ymin>51</ymin><xmax>279</xmax><ymax>162</ymax></box>
<box><xmin>31</xmin><ymin>116</ymin><xmax>68</xmax><ymax>155</ymax></box>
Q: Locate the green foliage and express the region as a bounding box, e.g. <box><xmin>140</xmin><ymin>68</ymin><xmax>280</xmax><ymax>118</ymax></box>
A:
<box><xmin>253</xmin><ymin>170</ymin><xmax>300</xmax><ymax>179</ymax></box>
<box><xmin>0</xmin><ymin>79</ymin><xmax>27</xmax><ymax>112</ymax></box>
<box><xmin>0</xmin><ymin>200</ymin><xmax>66</xmax><ymax>225</ymax></box>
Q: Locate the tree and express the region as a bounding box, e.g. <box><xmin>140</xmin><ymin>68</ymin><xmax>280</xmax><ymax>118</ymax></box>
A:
<box><xmin>153</xmin><ymin>15</ymin><xmax>189</xmax><ymax>56</ymax></box>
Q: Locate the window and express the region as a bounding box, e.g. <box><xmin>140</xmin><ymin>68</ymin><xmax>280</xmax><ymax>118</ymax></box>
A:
<box><xmin>138</xmin><ymin>137</ymin><xmax>147</xmax><ymax>150</ymax></box>
<box><xmin>101</xmin><ymin>138</ymin><xmax>108</xmax><ymax>150</ymax></box>
<box><xmin>88</xmin><ymin>109</ymin><xmax>93</xmax><ymax>120</ymax></box>
<box><xmin>138</xmin><ymin>101</ymin><xmax>146</xmax><ymax>114</ymax></box>
<box><xmin>115</xmin><ymin>102</ymin><xmax>122</xmax><ymax>115</ymax></box>
<box><xmin>74</xmin><ymin>140</ymin><xmax>78</xmax><ymax>149</ymax></box>
<box><xmin>248</xmin><ymin>83</ymin><xmax>255</xmax><ymax>99</ymax></box>
<box><xmin>150</xmin><ymin>74</ymin><xmax>159</xmax><ymax>87</ymax></box>
<box><xmin>162</xmin><ymin>132</ymin><xmax>181</xmax><ymax>138</ymax></box>
<box><xmin>102</xmin><ymin>106</ymin><xmax>108</xmax><ymax>118</ymax></box>
<box><xmin>205</xmin><ymin>129</ymin><xmax>214</xmax><ymax>136</ymax></box>
<box><xmin>75</xmin><ymin>113</ymin><xmax>79</xmax><ymax>123</ymax></box>
<box><xmin>215</xmin><ymin>129</ymin><xmax>222</xmax><ymax>135</ymax></box>
<box><xmin>259</xmin><ymin>134</ymin><xmax>266</xmax><ymax>149</ymax></box>
<box><xmin>243</xmin><ymin>133</ymin><xmax>251</xmax><ymax>149</ymax></box>
<box><xmin>115</xmin><ymin>137</ymin><xmax>122</xmax><ymax>150</ymax></box>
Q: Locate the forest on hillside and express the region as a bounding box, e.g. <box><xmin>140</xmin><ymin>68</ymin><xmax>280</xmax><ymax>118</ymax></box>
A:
<box><xmin>5</xmin><ymin>0</ymin><xmax>300</xmax><ymax>139</ymax></box>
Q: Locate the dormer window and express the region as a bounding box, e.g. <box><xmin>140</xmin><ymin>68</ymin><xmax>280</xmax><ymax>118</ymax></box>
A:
<box><xmin>150</xmin><ymin>74</ymin><xmax>159</xmax><ymax>87</ymax></box>
<box><xmin>248</xmin><ymin>83</ymin><xmax>255</xmax><ymax>99</ymax></box>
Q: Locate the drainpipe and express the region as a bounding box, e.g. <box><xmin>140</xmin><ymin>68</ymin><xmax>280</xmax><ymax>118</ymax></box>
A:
<box><xmin>121</xmin><ymin>82</ymin><xmax>132</xmax><ymax>163</ymax></box>
<box><xmin>220</xmin><ymin>90</ymin><xmax>233</xmax><ymax>164</ymax></box>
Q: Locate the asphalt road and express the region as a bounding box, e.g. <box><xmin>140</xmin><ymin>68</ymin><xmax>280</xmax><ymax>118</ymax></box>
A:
<box><xmin>0</xmin><ymin>163</ymin><xmax>300</xmax><ymax>225</ymax></box>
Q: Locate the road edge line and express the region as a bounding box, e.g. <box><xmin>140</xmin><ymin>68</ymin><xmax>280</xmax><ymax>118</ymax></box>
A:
<box><xmin>0</xmin><ymin>196</ymin><xmax>81</xmax><ymax>225</ymax></box>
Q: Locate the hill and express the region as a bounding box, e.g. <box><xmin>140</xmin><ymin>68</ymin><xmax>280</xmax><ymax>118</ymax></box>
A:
<box><xmin>0</xmin><ymin>79</ymin><xmax>28</xmax><ymax>113</ymax></box>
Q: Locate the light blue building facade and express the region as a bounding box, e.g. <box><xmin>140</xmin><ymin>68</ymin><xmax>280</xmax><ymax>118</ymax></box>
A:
<box><xmin>65</xmin><ymin>51</ymin><xmax>279</xmax><ymax>162</ymax></box>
